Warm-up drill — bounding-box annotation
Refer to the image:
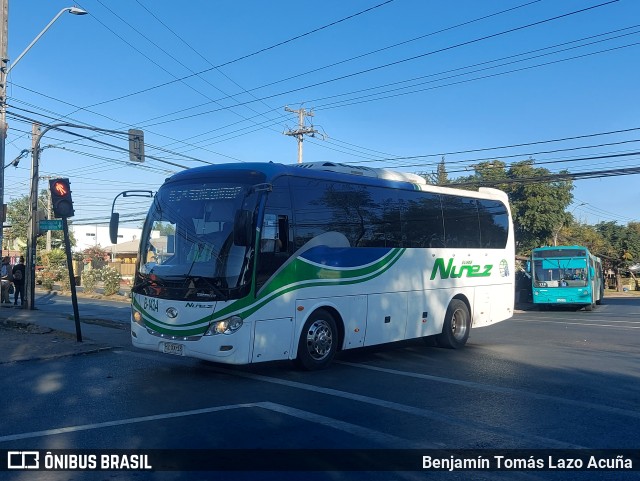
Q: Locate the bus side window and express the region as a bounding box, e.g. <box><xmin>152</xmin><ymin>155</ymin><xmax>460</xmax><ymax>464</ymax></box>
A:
<box><xmin>257</xmin><ymin>214</ymin><xmax>291</xmax><ymax>290</ymax></box>
<box><xmin>260</xmin><ymin>214</ymin><xmax>288</xmax><ymax>253</ymax></box>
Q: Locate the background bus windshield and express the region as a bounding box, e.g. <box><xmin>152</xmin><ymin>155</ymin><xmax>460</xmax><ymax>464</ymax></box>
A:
<box><xmin>533</xmin><ymin>258</ymin><xmax>588</xmax><ymax>287</ymax></box>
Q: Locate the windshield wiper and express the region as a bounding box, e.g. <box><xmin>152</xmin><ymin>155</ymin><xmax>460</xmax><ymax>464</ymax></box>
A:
<box><xmin>162</xmin><ymin>275</ymin><xmax>228</xmax><ymax>301</ymax></box>
<box><xmin>189</xmin><ymin>276</ymin><xmax>228</xmax><ymax>301</ymax></box>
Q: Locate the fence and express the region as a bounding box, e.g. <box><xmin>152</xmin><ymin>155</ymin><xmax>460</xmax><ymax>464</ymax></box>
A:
<box><xmin>107</xmin><ymin>262</ymin><xmax>136</xmax><ymax>276</ymax></box>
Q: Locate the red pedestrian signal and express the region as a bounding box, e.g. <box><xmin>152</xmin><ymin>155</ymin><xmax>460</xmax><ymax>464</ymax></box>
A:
<box><xmin>49</xmin><ymin>178</ymin><xmax>75</xmax><ymax>218</ymax></box>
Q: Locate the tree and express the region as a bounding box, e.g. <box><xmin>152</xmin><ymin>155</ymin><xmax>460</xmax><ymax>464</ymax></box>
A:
<box><xmin>595</xmin><ymin>222</ymin><xmax>640</xmax><ymax>291</ymax></box>
<box><xmin>435</xmin><ymin>156</ymin><xmax>449</xmax><ymax>185</ymax></box>
<box><xmin>417</xmin><ymin>156</ymin><xmax>449</xmax><ymax>185</ymax></box>
<box><xmin>560</xmin><ymin>221</ymin><xmax>607</xmax><ymax>254</ymax></box>
<box><xmin>6</xmin><ymin>190</ymin><xmax>75</xmax><ymax>255</ymax></box>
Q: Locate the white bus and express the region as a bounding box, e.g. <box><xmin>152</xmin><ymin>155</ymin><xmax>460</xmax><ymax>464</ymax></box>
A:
<box><xmin>111</xmin><ymin>162</ymin><xmax>515</xmax><ymax>370</ymax></box>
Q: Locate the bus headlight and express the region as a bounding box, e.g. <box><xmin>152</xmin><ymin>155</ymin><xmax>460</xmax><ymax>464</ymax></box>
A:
<box><xmin>132</xmin><ymin>308</ymin><xmax>145</xmax><ymax>327</ymax></box>
<box><xmin>205</xmin><ymin>316</ymin><xmax>243</xmax><ymax>336</ymax></box>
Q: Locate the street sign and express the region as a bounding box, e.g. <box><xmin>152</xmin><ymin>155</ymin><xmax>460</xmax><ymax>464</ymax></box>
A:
<box><xmin>39</xmin><ymin>219</ymin><xmax>63</xmax><ymax>231</ymax></box>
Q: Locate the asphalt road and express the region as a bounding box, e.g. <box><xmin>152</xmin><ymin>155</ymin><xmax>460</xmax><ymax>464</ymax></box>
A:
<box><xmin>1</xmin><ymin>294</ymin><xmax>639</xmax><ymax>481</ymax></box>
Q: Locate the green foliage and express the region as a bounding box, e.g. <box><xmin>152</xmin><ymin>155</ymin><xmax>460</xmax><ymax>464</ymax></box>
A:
<box><xmin>81</xmin><ymin>268</ymin><xmax>103</xmax><ymax>294</ymax></box>
<box><xmin>155</xmin><ymin>222</ymin><xmax>176</xmax><ymax>235</ymax></box>
<box><xmin>38</xmin><ymin>249</ymin><xmax>68</xmax><ymax>291</ymax></box>
<box><xmin>560</xmin><ymin>222</ymin><xmax>607</xmax><ymax>255</ymax></box>
<box><xmin>435</xmin><ymin>157</ymin><xmax>449</xmax><ymax>185</ymax></box>
<box><xmin>6</xmin><ymin>190</ymin><xmax>76</xmax><ymax>252</ymax></box>
<box><xmin>101</xmin><ymin>266</ymin><xmax>122</xmax><ymax>296</ymax></box>
<box><xmin>596</xmin><ymin>221</ymin><xmax>640</xmax><ymax>268</ymax></box>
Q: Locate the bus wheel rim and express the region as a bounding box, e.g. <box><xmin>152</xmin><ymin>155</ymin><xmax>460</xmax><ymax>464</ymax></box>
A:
<box><xmin>306</xmin><ymin>319</ymin><xmax>333</xmax><ymax>360</ymax></box>
<box><xmin>451</xmin><ymin>309</ymin><xmax>468</xmax><ymax>341</ymax></box>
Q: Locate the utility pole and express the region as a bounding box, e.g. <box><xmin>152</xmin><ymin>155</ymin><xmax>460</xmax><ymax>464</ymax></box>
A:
<box><xmin>283</xmin><ymin>106</ymin><xmax>322</xmax><ymax>164</ymax></box>
<box><xmin>0</xmin><ymin>0</ymin><xmax>9</xmax><ymax>258</ymax></box>
<box><xmin>25</xmin><ymin>122</ymin><xmax>40</xmax><ymax>309</ymax></box>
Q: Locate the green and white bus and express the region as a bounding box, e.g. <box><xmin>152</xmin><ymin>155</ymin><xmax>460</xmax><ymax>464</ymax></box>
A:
<box><xmin>111</xmin><ymin>162</ymin><xmax>515</xmax><ymax>370</ymax></box>
<box><xmin>531</xmin><ymin>245</ymin><xmax>604</xmax><ymax>311</ymax></box>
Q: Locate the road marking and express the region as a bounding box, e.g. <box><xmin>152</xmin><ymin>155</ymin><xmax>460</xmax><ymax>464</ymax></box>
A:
<box><xmin>114</xmin><ymin>349</ymin><xmax>587</xmax><ymax>448</ymax></box>
<box><xmin>0</xmin><ymin>404</ymin><xmax>245</xmax><ymax>442</ymax></box>
<box><xmin>257</xmin><ymin>401</ymin><xmax>422</xmax><ymax>448</ymax></box>
<box><xmin>0</xmin><ymin>402</ymin><xmax>414</xmax><ymax>447</ymax></box>
<box><xmin>207</xmin><ymin>366</ymin><xmax>585</xmax><ymax>449</ymax></box>
<box><xmin>337</xmin><ymin>362</ymin><xmax>640</xmax><ymax>421</ymax></box>
<box><xmin>513</xmin><ymin>318</ymin><xmax>640</xmax><ymax>329</ymax></box>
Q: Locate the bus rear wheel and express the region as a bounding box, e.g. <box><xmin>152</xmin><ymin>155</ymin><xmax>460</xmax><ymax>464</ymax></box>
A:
<box><xmin>296</xmin><ymin>309</ymin><xmax>338</xmax><ymax>370</ymax></box>
<box><xmin>436</xmin><ymin>299</ymin><xmax>470</xmax><ymax>349</ymax></box>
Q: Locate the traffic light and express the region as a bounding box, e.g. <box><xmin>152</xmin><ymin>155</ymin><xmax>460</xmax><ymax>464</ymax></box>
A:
<box><xmin>49</xmin><ymin>178</ymin><xmax>75</xmax><ymax>218</ymax></box>
<box><xmin>128</xmin><ymin>129</ymin><xmax>144</xmax><ymax>162</ymax></box>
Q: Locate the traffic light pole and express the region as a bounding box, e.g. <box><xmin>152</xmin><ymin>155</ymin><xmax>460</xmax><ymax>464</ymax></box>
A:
<box><xmin>62</xmin><ymin>217</ymin><xmax>82</xmax><ymax>341</ymax></box>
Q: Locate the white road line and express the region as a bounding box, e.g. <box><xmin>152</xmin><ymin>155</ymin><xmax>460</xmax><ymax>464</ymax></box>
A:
<box><xmin>0</xmin><ymin>404</ymin><xmax>246</xmax><ymax>443</ymax></box>
<box><xmin>257</xmin><ymin>401</ymin><xmax>424</xmax><ymax>448</ymax></box>
<box><xmin>208</xmin><ymin>366</ymin><xmax>585</xmax><ymax>449</ymax></box>
<box><xmin>113</xmin><ymin>349</ymin><xmax>587</xmax><ymax>448</ymax></box>
<box><xmin>0</xmin><ymin>402</ymin><xmax>415</xmax><ymax>448</ymax></box>
<box><xmin>512</xmin><ymin>318</ymin><xmax>640</xmax><ymax>329</ymax></box>
<box><xmin>337</xmin><ymin>362</ymin><xmax>640</xmax><ymax>421</ymax></box>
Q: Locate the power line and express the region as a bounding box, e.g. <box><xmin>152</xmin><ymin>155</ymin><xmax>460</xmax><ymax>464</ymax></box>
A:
<box><xmin>451</xmin><ymin>155</ymin><xmax>640</xmax><ymax>187</ymax></box>
<box><xmin>75</xmin><ymin>0</ymin><xmax>398</xmax><ymax>109</ymax></box>
<box><xmin>134</xmin><ymin>1</ymin><xmax>621</xmax><ymax>128</ymax></box>
<box><xmin>8</xmin><ymin>5</ymin><xmax>632</xmax><ymax>166</ymax></box>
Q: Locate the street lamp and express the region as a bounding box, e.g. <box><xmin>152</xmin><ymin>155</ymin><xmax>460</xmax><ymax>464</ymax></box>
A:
<box><xmin>0</xmin><ymin>6</ymin><xmax>88</xmax><ymax>258</ymax></box>
<box><xmin>553</xmin><ymin>202</ymin><xmax>587</xmax><ymax>246</ymax></box>
<box><xmin>5</xmin><ymin>7</ymin><xmax>88</xmax><ymax>77</ymax></box>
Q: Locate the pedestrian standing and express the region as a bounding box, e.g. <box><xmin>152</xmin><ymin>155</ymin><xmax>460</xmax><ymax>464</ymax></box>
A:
<box><xmin>1</xmin><ymin>256</ymin><xmax>12</xmax><ymax>303</ymax></box>
<box><xmin>12</xmin><ymin>256</ymin><xmax>26</xmax><ymax>306</ymax></box>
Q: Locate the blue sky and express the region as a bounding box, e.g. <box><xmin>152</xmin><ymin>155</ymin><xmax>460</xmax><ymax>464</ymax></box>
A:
<box><xmin>3</xmin><ymin>0</ymin><xmax>639</xmax><ymax>232</ymax></box>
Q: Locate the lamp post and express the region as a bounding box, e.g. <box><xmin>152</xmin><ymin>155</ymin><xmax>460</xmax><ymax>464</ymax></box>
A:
<box><xmin>0</xmin><ymin>5</ymin><xmax>87</xmax><ymax>259</ymax></box>
<box><xmin>553</xmin><ymin>202</ymin><xmax>587</xmax><ymax>246</ymax></box>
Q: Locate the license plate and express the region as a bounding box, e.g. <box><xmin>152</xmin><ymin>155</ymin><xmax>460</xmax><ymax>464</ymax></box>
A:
<box><xmin>163</xmin><ymin>342</ymin><xmax>184</xmax><ymax>356</ymax></box>
<box><xmin>557</xmin><ymin>298</ymin><xmax>566</xmax><ymax>302</ymax></box>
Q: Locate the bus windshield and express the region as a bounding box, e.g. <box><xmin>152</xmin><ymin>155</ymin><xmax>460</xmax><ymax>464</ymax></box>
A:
<box><xmin>134</xmin><ymin>180</ymin><xmax>259</xmax><ymax>301</ymax></box>
<box><xmin>533</xmin><ymin>257</ymin><xmax>588</xmax><ymax>287</ymax></box>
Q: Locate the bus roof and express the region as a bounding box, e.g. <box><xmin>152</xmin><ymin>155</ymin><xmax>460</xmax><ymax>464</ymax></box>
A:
<box><xmin>533</xmin><ymin>245</ymin><xmax>589</xmax><ymax>252</ymax></box>
<box><xmin>165</xmin><ymin>162</ymin><xmax>508</xmax><ymax>201</ymax></box>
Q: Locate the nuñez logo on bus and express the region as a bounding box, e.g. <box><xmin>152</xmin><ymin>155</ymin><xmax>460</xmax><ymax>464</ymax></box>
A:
<box><xmin>430</xmin><ymin>258</ymin><xmax>493</xmax><ymax>280</ymax></box>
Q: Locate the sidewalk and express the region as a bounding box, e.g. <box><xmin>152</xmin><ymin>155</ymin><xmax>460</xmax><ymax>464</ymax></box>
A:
<box><xmin>0</xmin><ymin>297</ymin><xmax>130</xmax><ymax>364</ymax></box>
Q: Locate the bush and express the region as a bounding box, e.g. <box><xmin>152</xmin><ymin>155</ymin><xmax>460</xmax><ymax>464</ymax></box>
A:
<box><xmin>39</xmin><ymin>271</ymin><xmax>56</xmax><ymax>291</ymax></box>
<box><xmin>39</xmin><ymin>249</ymin><xmax>68</xmax><ymax>291</ymax></box>
<box><xmin>81</xmin><ymin>268</ymin><xmax>102</xmax><ymax>294</ymax></box>
<box><xmin>101</xmin><ymin>266</ymin><xmax>122</xmax><ymax>296</ymax></box>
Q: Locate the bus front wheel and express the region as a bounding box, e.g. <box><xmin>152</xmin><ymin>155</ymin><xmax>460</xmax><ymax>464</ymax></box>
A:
<box><xmin>436</xmin><ymin>299</ymin><xmax>471</xmax><ymax>349</ymax></box>
<box><xmin>296</xmin><ymin>309</ymin><xmax>338</xmax><ymax>370</ymax></box>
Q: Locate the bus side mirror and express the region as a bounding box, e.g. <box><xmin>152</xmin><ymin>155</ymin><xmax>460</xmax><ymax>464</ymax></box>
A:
<box><xmin>525</xmin><ymin>260</ymin><xmax>531</xmax><ymax>274</ymax></box>
<box><xmin>234</xmin><ymin>210</ymin><xmax>252</xmax><ymax>246</ymax></box>
<box><xmin>109</xmin><ymin>190</ymin><xmax>153</xmax><ymax>244</ymax></box>
<box><xmin>109</xmin><ymin>212</ymin><xmax>120</xmax><ymax>244</ymax></box>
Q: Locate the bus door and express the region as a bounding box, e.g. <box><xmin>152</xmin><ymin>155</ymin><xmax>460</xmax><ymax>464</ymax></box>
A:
<box><xmin>256</xmin><ymin>177</ymin><xmax>293</xmax><ymax>292</ymax></box>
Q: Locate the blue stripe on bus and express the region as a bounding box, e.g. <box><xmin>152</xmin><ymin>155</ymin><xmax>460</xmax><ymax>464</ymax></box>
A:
<box><xmin>299</xmin><ymin>246</ymin><xmax>393</xmax><ymax>268</ymax></box>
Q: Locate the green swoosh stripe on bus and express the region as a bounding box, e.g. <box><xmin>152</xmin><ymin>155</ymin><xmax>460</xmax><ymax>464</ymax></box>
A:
<box><xmin>139</xmin><ymin>248</ymin><xmax>405</xmax><ymax>335</ymax></box>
